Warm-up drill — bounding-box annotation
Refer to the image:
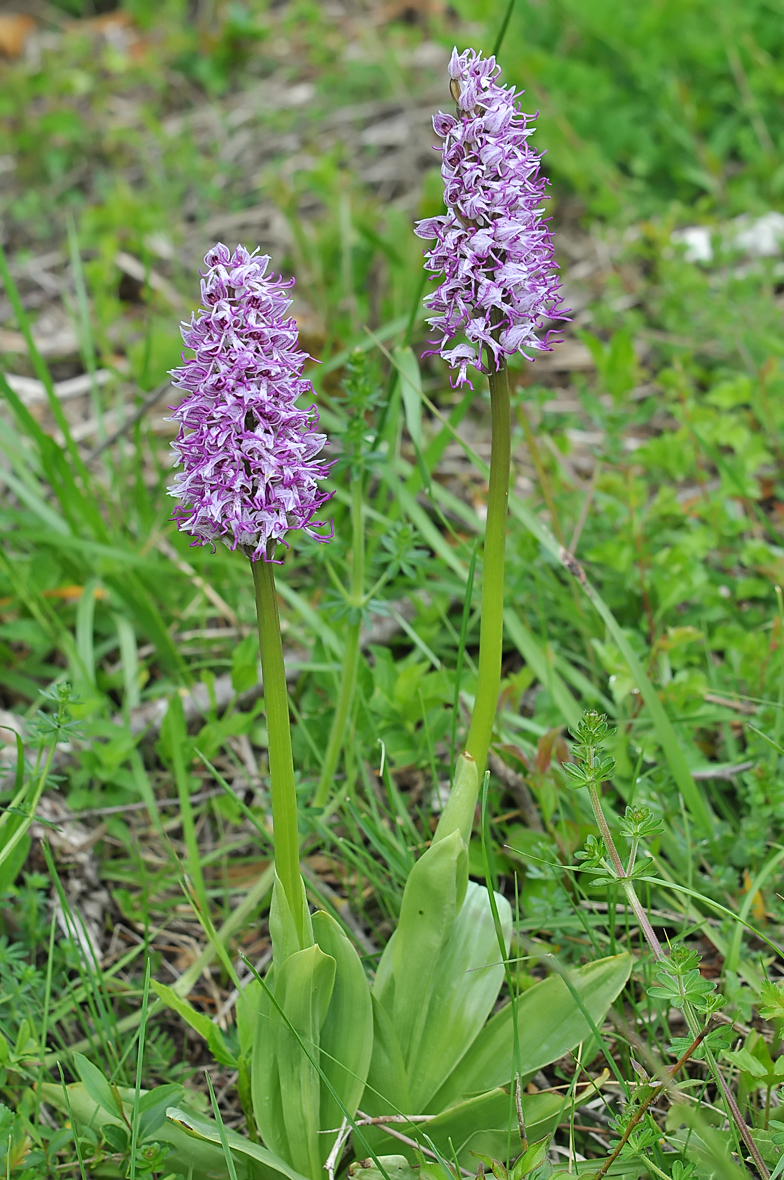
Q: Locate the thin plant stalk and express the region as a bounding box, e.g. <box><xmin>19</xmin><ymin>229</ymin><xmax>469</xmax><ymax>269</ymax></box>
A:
<box><xmin>586</xmin><ymin>779</ymin><xmax>664</xmax><ymax>962</ymax></box>
<box><xmin>315</xmin><ymin>474</ymin><xmax>364</xmax><ymax>808</ymax></box>
<box><xmin>464</xmin><ymin>360</ymin><xmax>511</xmax><ymax>776</ymax></box>
<box><xmin>129</xmin><ymin>954</ymin><xmax>151</xmax><ymax>1180</ymax></box>
<box><xmin>592</xmin><ymin>1018</ymin><xmax>717</xmax><ymax>1180</ymax></box>
<box><xmin>252</xmin><ymin>557</ymin><xmax>309</xmax><ymax>947</ymax></box>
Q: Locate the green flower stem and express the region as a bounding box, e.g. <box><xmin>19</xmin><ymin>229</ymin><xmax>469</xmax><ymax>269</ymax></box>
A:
<box><xmin>251</xmin><ymin>556</ymin><xmax>309</xmax><ymax>947</ymax></box>
<box><xmin>314</xmin><ymin>473</ymin><xmax>364</xmax><ymax>808</ymax></box>
<box><xmin>465</xmin><ymin>360</ymin><xmax>511</xmax><ymax>777</ymax></box>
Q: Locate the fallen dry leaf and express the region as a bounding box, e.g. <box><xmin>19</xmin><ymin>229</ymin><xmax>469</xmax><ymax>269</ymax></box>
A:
<box><xmin>0</xmin><ymin>13</ymin><xmax>35</xmax><ymax>58</ymax></box>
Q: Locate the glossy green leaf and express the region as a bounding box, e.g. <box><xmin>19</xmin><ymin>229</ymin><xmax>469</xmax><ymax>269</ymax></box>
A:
<box><xmin>252</xmin><ymin>943</ymin><xmax>335</xmax><ymax>1177</ymax></box>
<box><xmin>39</xmin><ymin>1083</ymin><xmax>250</xmax><ymax>1180</ymax></box>
<box><xmin>72</xmin><ymin>1053</ymin><xmax>123</xmax><ymax>1121</ymax></box>
<box><xmin>431</xmin><ymin>954</ymin><xmax>632</xmax><ymax>1110</ymax></box>
<box><xmin>138</xmin><ymin>1084</ymin><xmax>187</xmax><ymax>1140</ymax></box>
<box><xmin>312</xmin><ymin>910</ymin><xmax>373</xmax><ymax>1145</ymax></box>
<box><xmin>407</xmin><ymin>881</ymin><xmax>511</xmax><ymax>1111</ymax></box>
<box><xmin>375</xmin><ymin>828</ymin><xmax>467</xmax><ymax>1070</ymax></box>
<box><xmin>236</xmin><ymin>977</ymin><xmax>262</xmax><ymax>1059</ymax></box>
<box><xmin>511</xmin><ymin>1137</ymin><xmax>549</xmax><ymax>1179</ymax></box>
<box><xmin>366</xmin><ymin>1087</ymin><xmax>564</xmax><ymax>1165</ymax></box>
<box><xmin>166</xmin><ymin>1105</ymin><xmax>310</xmax><ymax>1180</ymax></box>
<box><xmin>347</xmin><ymin>1156</ymin><xmax>418</xmax><ymax>1180</ymax></box>
<box><xmin>269</xmin><ymin>871</ymin><xmax>314</xmax><ymax>966</ymax></box>
<box><xmin>150</xmin><ymin>980</ymin><xmax>236</xmax><ymax>1068</ymax></box>
<box><xmin>361</xmin><ymin>995</ymin><xmax>411</xmax><ymax>1121</ymax></box>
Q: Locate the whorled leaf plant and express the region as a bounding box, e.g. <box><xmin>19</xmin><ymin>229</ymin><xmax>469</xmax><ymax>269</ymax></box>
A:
<box><xmin>47</xmin><ymin>51</ymin><xmax>630</xmax><ymax>1180</ymax></box>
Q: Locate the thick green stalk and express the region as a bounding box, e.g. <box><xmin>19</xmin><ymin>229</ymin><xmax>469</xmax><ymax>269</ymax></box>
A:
<box><xmin>251</xmin><ymin>558</ymin><xmax>309</xmax><ymax>947</ymax></box>
<box><xmin>314</xmin><ymin>474</ymin><xmax>364</xmax><ymax>808</ymax></box>
<box><xmin>465</xmin><ymin>361</ymin><xmax>511</xmax><ymax>777</ymax></box>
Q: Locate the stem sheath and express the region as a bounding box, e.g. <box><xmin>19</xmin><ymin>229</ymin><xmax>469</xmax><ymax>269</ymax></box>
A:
<box><xmin>465</xmin><ymin>361</ymin><xmax>511</xmax><ymax>776</ymax></box>
<box><xmin>251</xmin><ymin>557</ymin><xmax>308</xmax><ymax>946</ymax></box>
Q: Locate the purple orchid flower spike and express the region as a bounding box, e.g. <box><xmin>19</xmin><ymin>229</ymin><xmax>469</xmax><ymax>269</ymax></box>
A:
<box><xmin>168</xmin><ymin>243</ymin><xmax>332</xmax><ymax>562</ymax></box>
<box><xmin>414</xmin><ymin>47</ymin><xmax>568</xmax><ymax>388</ymax></box>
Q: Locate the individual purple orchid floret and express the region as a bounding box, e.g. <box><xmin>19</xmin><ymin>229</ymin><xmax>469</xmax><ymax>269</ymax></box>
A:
<box><xmin>168</xmin><ymin>244</ymin><xmax>332</xmax><ymax>562</ymax></box>
<box><xmin>414</xmin><ymin>48</ymin><xmax>567</xmax><ymax>388</ymax></box>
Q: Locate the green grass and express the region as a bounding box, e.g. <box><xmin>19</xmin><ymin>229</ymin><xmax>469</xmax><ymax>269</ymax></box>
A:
<box><xmin>2</xmin><ymin>0</ymin><xmax>784</xmax><ymax>1175</ymax></box>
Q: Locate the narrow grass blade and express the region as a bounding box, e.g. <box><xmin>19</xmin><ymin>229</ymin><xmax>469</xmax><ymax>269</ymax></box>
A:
<box><xmin>506</xmin><ymin>494</ymin><xmax>714</xmax><ymax>837</ymax></box>
<box><xmin>724</xmin><ymin>845</ymin><xmax>784</xmax><ymax>973</ymax></box>
<box><xmin>205</xmin><ymin>1074</ymin><xmax>240</xmax><ymax>1180</ymax></box>
<box><xmin>503</xmin><ymin>609</ymin><xmax>582</xmax><ymax>729</ymax></box>
<box><xmin>58</xmin><ymin>1065</ymin><xmax>89</xmax><ymax>1180</ymax></box>
<box><xmin>0</xmin><ymin>239</ymin><xmax>95</xmax><ymax>490</ymax></box>
<box><xmin>129</xmin><ymin>953</ymin><xmax>152</xmax><ymax>1180</ymax></box>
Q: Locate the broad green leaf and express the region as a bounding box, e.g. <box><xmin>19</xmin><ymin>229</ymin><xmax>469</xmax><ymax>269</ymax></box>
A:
<box><xmin>406</xmin><ymin>881</ymin><xmax>511</xmax><ymax>1111</ymax></box>
<box><xmin>138</xmin><ymin>1084</ymin><xmax>186</xmax><ymax>1140</ymax></box>
<box><xmin>39</xmin><ymin>1083</ymin><xmax>250</xmax><ymax>1180</ymax></box>
<box><xmin>166</xmin><ymin>1105</ymin><xmax>309</xmax><ymax>1180</ymax></box>
<box><xmin>361</xmin><ymin>995</ymin><xmax>411</xmax><ymax>1121</ymax></box>
<box><xmin>347</xmin><ymin>1157</ymin><xmax>418</xmax><ymax>1180</ymax></box>
<box><xmin>149</xmin><ymin>981</ymin><xmax>236</xmax><ymax>1068</ymax></box>
<box><xmin>236</xmin><ymin>977</ymin><xmax>262</xmax><ymax>1059</ymax></box>
<box><xmin>101</xmin><ymin>1122</ymin><xmax>129</xmax><ymax>1153</ymax></box>
<box><xmin>427</xmin><ymin>1089</ymin><xmax>565</xmax><ymax>1163</ymax></box>
<box><xmin>312</xmin><ymin>910</ymin><xmax>373</xmax><ymax>1147</ymax></box>
<box><xmin>431</xmin><ymin>954</ymin><xmax>632</xmax><ymax>1110</ymax></box>
<box><xmin>376</xmin><ymin>828</ymin><xmax>467</xmax><ymax>1072</ymax></box>
<box><xmin>365</xmin><ymin>1087</ymin><xmax>564</xmax><ymax>1166</ymax></box>
<box><xmin>668</xmin><ymin>1105</ymin><xmax>748</xmax><ymax>1180</ymax></box>
<box><xmin>72</xmin><ymin>1053</ymin><xmax>123</xmax><ymax>1121</ymax></box>
<box><xmin>511</xmin><ymin>1137</ymin><xmax>549</xmax><ymax>1179</ymax></box>
<box><xmin>253</xmin><ymin>943</ymin><xmax>336</xmax><ymax>1178</ymax></box>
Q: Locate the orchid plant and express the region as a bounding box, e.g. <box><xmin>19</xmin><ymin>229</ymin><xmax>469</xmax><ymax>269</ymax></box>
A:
<box><xmin>46</xmin><ymin>49</ymin><xmax>631</xmax><ymax>1180</ymax></box>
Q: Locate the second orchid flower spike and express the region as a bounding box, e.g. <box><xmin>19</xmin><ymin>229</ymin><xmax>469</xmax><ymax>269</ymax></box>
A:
<box><xmin>415</xmin><ymin>47</ymin><xmax>567</xmax><ymax>390</ymax></box>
